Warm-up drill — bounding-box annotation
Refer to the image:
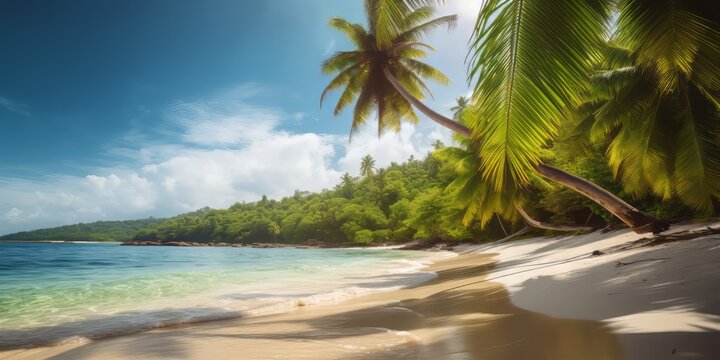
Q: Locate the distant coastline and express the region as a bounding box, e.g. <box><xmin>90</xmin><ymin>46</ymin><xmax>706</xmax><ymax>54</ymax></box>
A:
<box><xmin>0</xmin><ymin>239</ymin><xmax>121</xmax><ymax>244</ymax></box>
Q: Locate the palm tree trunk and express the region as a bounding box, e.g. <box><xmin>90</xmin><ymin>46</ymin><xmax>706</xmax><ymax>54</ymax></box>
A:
<box><xmin>382</xmin><ymin>66</ymin><xmax>668</xmax><ymax>234</ymax></box>
<box><xmin>534</xmin><ymin>164</ymin><xmax>669</xmax><ymax>234</ymax></box>
<box><xmin>382</xmin><ymin>66</ymin><xmax>471</xmax><ymax>137</ymax></box>
<box><xmin>515</xmin><ymin>204</ymin><xmax>594</xmax><ymax>232</ymax></box>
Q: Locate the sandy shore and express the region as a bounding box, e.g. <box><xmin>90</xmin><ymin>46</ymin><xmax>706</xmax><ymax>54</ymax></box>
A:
<box><xmin>2</xmin><ymin>222</ymin><xmax>719</xmax><ymax>359</ymax></box>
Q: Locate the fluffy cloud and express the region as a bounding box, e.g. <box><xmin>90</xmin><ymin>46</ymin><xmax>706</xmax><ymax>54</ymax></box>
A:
<box><xmin>0</xmin><ymin>86</ymin><xmax>454</xmax><ymax>234</ymax></box>
<box><xmin>337</xmin><ymin>124</ymin><xmax>450</xmax><ymax>175</ymax></box>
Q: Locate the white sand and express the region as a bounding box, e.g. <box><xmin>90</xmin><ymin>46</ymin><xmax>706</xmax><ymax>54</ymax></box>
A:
<box><xmin>458</xmin><ymin>221</ymin><xmax>720</xmax><ymax>359</ymax></box>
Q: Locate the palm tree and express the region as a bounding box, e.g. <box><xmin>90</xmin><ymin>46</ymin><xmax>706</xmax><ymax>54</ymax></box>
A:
<box><xmin>450</xmin><ymin>96</ymin><xmax>469</xmax><ymax>121</ymax></box>
<box><xmin>321</xmin><ymin>0</ymin><xmax>612</xmax><ymax>232</ymax></box>
<box><xmin>340</xmin><ymin>172</ymin><xmax>354</xmax><ymax>188</ymax></box>
<box><xmin>320</xmin><ymin>0</ymin><xmax>463</xmax><ymax>137</ymax></box>
<box><xmin>322</xmin><ymin>0</ymin><xmax>720</xmax><ymax>234</ymax></box>
<box><xmin>465</xmin><ymin>0</ymin><xmax>719</xmax><ymax>231</ymax></box>
<box><xmin>268</xmin><ymin>222</ymin><xmax>281</xmax><ymax>243</ymax></box>
<box><xmin>338</xmin><ymin>172</ymin><xmax>355</xmax><ymax>198</ymax></box>
<box><xmin>570</xmin><ymin>23</ymin><xmax>720</xmax><ymax>216</ymax></box>
<box><xmin>360</xmin><ymin>154</ymin><xmax>376</xmax><ymax>177</ymax></box>
<box><xmin>435</xmin><ymin>128</ymin><xmax>593</xmax><ymax>232</ymax></box>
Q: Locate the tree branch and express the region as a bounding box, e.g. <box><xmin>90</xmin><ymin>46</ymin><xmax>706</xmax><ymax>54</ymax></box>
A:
<box><xmin>515</xmin><ymin>204</ymin><xmax>594</xmax><ymax>232</ymax></box>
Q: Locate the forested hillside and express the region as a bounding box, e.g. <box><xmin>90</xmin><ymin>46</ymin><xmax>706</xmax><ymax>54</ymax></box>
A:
<box><xmin>5</xmin><ymin>139</ymin><xmax>702</xmax><ymax>246</ymax></box>
<box><xmin>132</xmin><ymin>141</ymin><xmax>701</xmax><ymax>246</ymax></box>
<box><xmin>0</xmin><ymin>218</ymin><xmax>166</xmax><ymax>242</ymax></box>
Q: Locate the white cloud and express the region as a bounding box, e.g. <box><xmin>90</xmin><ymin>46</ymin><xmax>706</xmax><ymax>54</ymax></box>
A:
<box><xmin>0</xmin><ymin>85</ymin><xmax>453</xmax><ymax>234</ymax></box>
<box><xmin>337</xmin><ymin>123</ymin><xmax>451</xmax><ymax>175</ymax></box>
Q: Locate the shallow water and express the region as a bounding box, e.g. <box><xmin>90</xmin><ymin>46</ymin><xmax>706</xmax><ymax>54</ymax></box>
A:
<box><xmin>0</xmin><ymin>242</ymin><xmax>443</xmax><ymax>349</ymax></box>
<box><xmin>2</xmin><ymin>253</ymin><xmax>625</xmax><ymax>360</ymax></box>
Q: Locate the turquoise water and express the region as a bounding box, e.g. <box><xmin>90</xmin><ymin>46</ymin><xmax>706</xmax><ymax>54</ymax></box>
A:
<box><xmin>0</xmin><ymin>242</ymin><xmax>442</xmax><ymax>350</ymax></box>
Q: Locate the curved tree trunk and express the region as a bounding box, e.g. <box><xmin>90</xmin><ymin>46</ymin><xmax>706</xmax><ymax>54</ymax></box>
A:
<box><xmin>382</xmin><ymin>66</ymin><xmax>471</xmax><ymax>137</ymax></box>
<box><xmin>515</xmin><ymin>204</ymin><xmax>594</xmax><ymax>232</ymax></box>
<box><xmin>382</xmin><ymin>66</ymin><xmax>669</xmax><ymax>234</ymax></box>
<box><xmin>534</xmin><ymin>164</ymin><xmax>669</xmax><ymax>234</ymax></box>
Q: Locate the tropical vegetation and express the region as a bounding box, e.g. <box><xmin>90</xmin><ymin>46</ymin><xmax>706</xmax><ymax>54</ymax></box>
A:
<box><xmin>0</xmin><ymin>218</ymin><xmax>166</xmax><ymax>242</ymax></box>
<box><xmin>130</xmin><ymin>152</ymin><xmax>489</xmax><ymax>245</ymax></box>
<box><xmin>321</xmin><ymin>0</ymin><xmax>720</xmax><ymax>234</ymax></box>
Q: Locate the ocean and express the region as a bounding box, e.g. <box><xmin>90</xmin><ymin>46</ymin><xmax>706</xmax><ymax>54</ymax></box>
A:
<box><xmin>0</xmin><ymin>242</ymin><xmax>446</xmax><ymax>350</ymax></box>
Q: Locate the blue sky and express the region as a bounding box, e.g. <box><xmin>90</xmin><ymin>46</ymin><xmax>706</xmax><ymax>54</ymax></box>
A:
<box><xmin>0</xmin><ymin>0</ymin><xmax>481</xmax><ymax>234</ymax></box>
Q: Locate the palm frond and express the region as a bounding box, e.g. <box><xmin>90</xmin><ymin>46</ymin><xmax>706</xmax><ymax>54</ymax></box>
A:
<box><xmin>590</xmin><ymin>66</ymin><xmax>640</xmax><ymax>101</ymax></box>
<box><xmin>469</xmin><ymin>0</ymin><xmax>610</xmax><ymax>190</ymax></box>
<box><xmin>334</xmin><ymin>69</ymin><xmax>369</xmax><ymax>115</ymax></box>
<box><xmin>328</xmin><ymin>18</ymin><xmax>374</xmax><ymax>50</ymax></box>
<box><xmin>366</xmin><ymin>0</ymin><xmax>449</xmax><ymax>48</ymax></box>
<box><xmin>320</xmin><ymin>63</ymin><xmax>364</xmax><ymax>107</ymax></box>
<box><xmin>396</xmin><ymin>15</ymin><xmax>457</xmax><ymax>43</ymax></box>
<box><xmin>400</xmin><ymin>59</ymin><xmax>449</xmax><ymax>85</ymax></box>
<box><xmin>367</xmin><ymin>0</ymin><xmax>410</xmax><ymax>48</ymax></box>
<box><xmin>401</xmin><ymin>6</ymin><xmax>435</xmax><ymax>29</ymax></box>
<box><xmin>321</xmin><ymin>51</ymin><xmax>365</xmax><ymax>74</ymax></box>
<box><xmin>673</xmin><ymin>82</ymin><xmax>720</xmax><ymax>214</ymax></box>
<box><xmin>606</xmin><ymin>92</ymin><xmax>674</xmax><ymax>198</ymax></box>
<box><xmin>351</xmin><ymin>86</ymin><xmax>375</xmax><ymax>139</ymax></box>
<box><xmin>391</xmin><ymin>63</ymin><xmax>433</xmax><ymax>99</ymax></box>
<box><xmin>616</xmin><ymin>0</ymin><xmax>720</xmax><ymax>94</ymax></box>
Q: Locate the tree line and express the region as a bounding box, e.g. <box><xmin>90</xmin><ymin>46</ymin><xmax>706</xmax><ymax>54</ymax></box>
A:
<box><xmin>131</xmin><ymin>142</ymin><xmax>700</xmax><ymax>245</ymax></box>
<box><xmin>321</xmin><ymin>0</ymin><xmax>719</xmax><ymax>235</ymax></box>
<box><xmin>0</xmin><ymin>218</ymin><xmax>166</xmax><ymax>242</ymax></box>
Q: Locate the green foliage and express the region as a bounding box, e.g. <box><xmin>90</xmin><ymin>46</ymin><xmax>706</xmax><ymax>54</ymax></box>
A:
<box><xmin>0</xmin><ymin>218</ymin><xmax>166</xmax><ymax>242</ymax></box>
<box><xmin>360</xmin><ymin>155</ymin><xmax>376</xmax><ymax>177</ymax></box>
<box><xmin>131</xmin><ymin>152</ymin><xmax>486</xmax><ymax>245</ymax></box>
<box><xmin>450</xmin><ymin>96</ymin><xmax>469</xmax><ymax>121</ymax></box>
<box><xmin>468</xmin><ymin>0</ymin><xmax>609</xmax><ymax>192</ymax></box>
<box><xmin>573</xmin><ymin>4</ymin><xmax>720</xmax><ymax>215</ymax></box>
<box><xmin>461</xmin><ymin>0</ymin><xmax>720</xmax><ymax>224</ymax></box>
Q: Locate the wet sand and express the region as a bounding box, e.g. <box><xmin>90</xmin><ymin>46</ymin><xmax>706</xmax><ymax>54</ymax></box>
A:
<box><xmin>1</xmin><ymin>253</ymin><xmax>623</xmax><ymax>360</ymax></box>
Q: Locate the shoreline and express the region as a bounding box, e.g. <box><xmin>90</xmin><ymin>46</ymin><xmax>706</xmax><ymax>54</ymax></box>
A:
<box><xmin>0</xmin><ymin>238</ymin><xmax>456</xmax><ymax>251</ymax></box>
<box><xmin>0</xmin><ymin>240</ymin><xmax>122</xmax><ymax>244</ymax></box>
<box><xmin>2</xmin><ymin>222</ymin><xmax>719</xmax><ymax>359</ymax></box>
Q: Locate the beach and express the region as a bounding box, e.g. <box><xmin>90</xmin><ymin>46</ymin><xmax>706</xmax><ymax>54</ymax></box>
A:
<box><xmin>2</xmin><ymin>222</ymin><xmax>719</xmax><ymax>359</ymax></box>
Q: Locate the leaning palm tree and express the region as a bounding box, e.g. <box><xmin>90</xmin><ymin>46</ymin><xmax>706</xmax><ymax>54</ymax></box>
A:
<box><xmin>436</xmin><ymin>115</ymin><xmax>594</xmax><ymax>232</ymax></box>
<box><xmin>360</xmin><ymin>155</ymin><xmax>376</xmax><ymax>177</ymax></box>
<box><xmin>320</xmin><ymin>0</ymin><xmax>462</xmax><ymax>137</ymax></box>
<box><xmin>450</xmin><ymin>96</ymin><xmax>470</xmax><ymax>121</ymax></box>
<box><xmin>322</xmin><ymin>0</ymin><xmax>689</xmax><ymax>234</ymax></box>
<box><xmin>466</xmin><ymin>0</ymin><xmax>720</xmax><ymax>231</ymax></box>
<box><xmin>575</xmin><ymin>44</ymin><xmax>720</xmax><ymax>215</ymax></box>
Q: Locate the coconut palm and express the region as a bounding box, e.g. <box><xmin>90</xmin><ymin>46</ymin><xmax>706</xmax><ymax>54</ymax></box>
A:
<box><xmin>466</xmin><ymin>0</ymin><xmax>720</xmax><ymax>230</ymax></box>
<box><xmin>360</xmin><ymin>155</ymin><xmax>376</xmax><ymax>177</ymax></box>
<box><xmin>450</xmin><ymin>96</ymin><xmax>469</xmax><ymax>121</ymax></box>
<box><xmin>268</xmin><ymin>222</ymin><xmax>280</xmax><ymax>243</ymax></box>
<box><xmin>321</xmin><ymin>0</ymin><xmax>566</xmax><ymax>231</ymax></box>
<box><xmin>340</xmin><ymin>173</ymin><xmax>354</xmax><ymax>188</ymax></box>
<box><xmin>337</xmin><ymin>172</ymin><xmax>355</xmax><ymax>198</ymax></box>
<box><xmin>435</xmin><ymin>117</ymin><xmax>594</xmax><ymax>232</ymax></box>
<box><xmin>575</xmin><ymin>44</ymin><xmax>720</xmax><ymax>215</ymax></box>
<box><xmin>320</xmin><ymin>0</ymin><xmax>463</xmax><ymax>137</ymax></box>
<box><xmin>323</xmin><ymin>0</ymin><xmax>720</xmax><ymax>233</ymax></box>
